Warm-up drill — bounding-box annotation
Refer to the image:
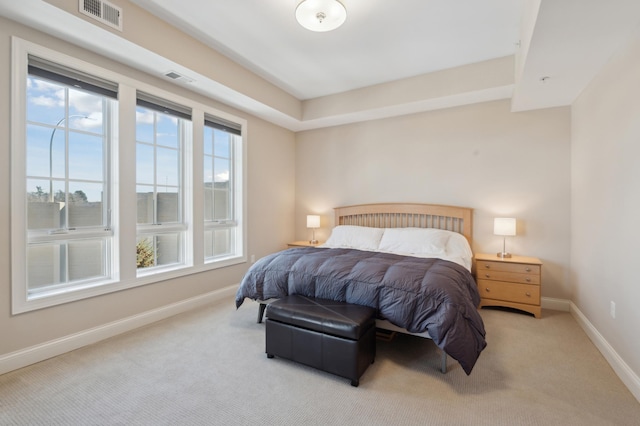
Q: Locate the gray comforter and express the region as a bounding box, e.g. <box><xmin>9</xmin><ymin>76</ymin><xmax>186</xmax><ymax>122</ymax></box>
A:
<box><xmin>236</xmin><ymin>247</ymin><xmax>486</xmax><ymax>374</ymax></box>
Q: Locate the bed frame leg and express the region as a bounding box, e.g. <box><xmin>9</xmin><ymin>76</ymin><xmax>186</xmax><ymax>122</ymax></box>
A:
<box><xmin>440</xmin><ymin>351</ymin><xmax>447</xmax><ymax>373</ymax></box>
<box><xmin>257</xmin><ymin>303</ymin><xmax>267</xmax><ymax>323</ymax></box>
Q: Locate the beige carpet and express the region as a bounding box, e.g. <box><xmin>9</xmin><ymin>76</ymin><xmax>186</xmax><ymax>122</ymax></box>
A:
<box><xmin>1</xmin><ymin>299</ymin><xmax>638</xmax><ymax>425</ymax></box>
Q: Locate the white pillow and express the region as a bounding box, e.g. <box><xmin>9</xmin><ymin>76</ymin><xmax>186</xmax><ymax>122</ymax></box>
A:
<box><xmin>378</xmin><ymin>227</ymin><xmax>450</xmax><ymax>256</ymax></box>
<box><xmin>322</xmin><ymin>225</ymin><xmax>385</xmax><ymax>251</ymax></box>
<box><xmin>445</xmin><ymin>231</ymin><xmax>473</xmax><ymax>260</ymax></box>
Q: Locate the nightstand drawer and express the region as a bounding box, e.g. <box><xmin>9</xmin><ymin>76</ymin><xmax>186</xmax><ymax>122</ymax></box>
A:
<box><xmin>477</xmin><ymin>260</ymin><xmax>540</xmax><ymax>275</ymax></box>
<box><xmin>477</xmin><ymin>279</ymin><xmax>540</xmax><ymax>305</ymax></box>
<box><xmin>477</xmin><ymin>270</ymin><xmax>540</xmax><ymax>285</ymax></box>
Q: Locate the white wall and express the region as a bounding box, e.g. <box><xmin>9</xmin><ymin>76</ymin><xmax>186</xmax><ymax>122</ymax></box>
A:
<box><xmin>0</xmin><ymin>16</ymin><xmax>296</xmax><ymax>359</ymax></box>
<box><xmin>572</xmin><ymin>29</ymin><xmax>640</xmax><ymax>378</ymax></box>
<box><xmin>295</xmin><ymin>100</ymin><xmax>572</xmax><ymax>300</ymax></box>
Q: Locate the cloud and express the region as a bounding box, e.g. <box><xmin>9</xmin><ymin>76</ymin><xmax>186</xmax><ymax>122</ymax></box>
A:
<box><xmin>215</xmin><ymin>171</ymin><xmax>229</xmax><ymax>182</ymax></box>
<box><xmin>31</xmin><ymin>95</ymin><xmax>60</xmax><ymax>107</ymax></box>
<box><xmin>69</xmin><ymin>90</ymin><xmax>103</xmax><ymax>115</ymax></box>
<box><xmin>136</xmin><ymin>109</ymin><xmax>155</xmax><ymax>124</ymax></box>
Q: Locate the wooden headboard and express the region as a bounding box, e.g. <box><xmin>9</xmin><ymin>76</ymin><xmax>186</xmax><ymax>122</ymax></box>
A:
<box><xmin>334</xmin><ymin>203</ymin><xmax>473</xmax><ymax>245</ymax></box>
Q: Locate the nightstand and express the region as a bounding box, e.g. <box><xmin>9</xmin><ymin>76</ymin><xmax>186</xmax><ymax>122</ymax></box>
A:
<box><xmin>474</xmin><ymin>253</ymin><xmax>542</xmax><ymax>318</ymax></box>
<box><xmin>287</xmin><ymin>241</ymin><xmax>324</xmax><ymax>248</ymax></box>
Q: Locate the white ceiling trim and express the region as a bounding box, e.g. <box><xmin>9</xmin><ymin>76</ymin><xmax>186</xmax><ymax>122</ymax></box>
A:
<box><xmin>0</xmin><ymin>0</ymin><xmax>515</xmax><ymax>132</ymax></box>
<box><xmin>3</xmin><ymin>1</ymin><xmax>640</xmax><ymax>131</ymax></box>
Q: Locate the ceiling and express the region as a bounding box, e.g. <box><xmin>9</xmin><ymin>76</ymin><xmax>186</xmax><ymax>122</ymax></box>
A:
<box><xmin>128</xmin><ymin>0</ymin><xmax>525</xmax><ymax>100</ymax></box>
<box><xmin>1</xmin><ymin>0</ymin><xmax>640</xmax><ymax>130</ymax></box>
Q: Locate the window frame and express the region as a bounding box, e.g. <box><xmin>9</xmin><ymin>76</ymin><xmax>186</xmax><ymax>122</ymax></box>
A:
<box><xmin>24</xmin><ymin>58</ymin><xmax>117</xmax><ymax>296</ymax></box>
<box><xmin>11</xmin><ymin>37</ymin><xmax>247</xmax><ymax>314</ymax></box>
<box><xmin>203</xmin><ymin>115</ymin><xmax>242</xmax><ymax>262</ymax></box>
<box><xmin>135</xmin><ymin>94</ymin><xmax>192</xmax><ymax>275</ymax></box>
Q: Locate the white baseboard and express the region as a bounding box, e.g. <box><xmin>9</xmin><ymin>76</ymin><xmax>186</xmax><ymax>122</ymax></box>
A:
<box><xmin>542</xmin><ymin>297</ymin><xmax>571</xmax><ymax>312</ymax></box>
<box><xmin>0</xmin><ymin>285</ymin><xmax>238</xmax><ymax>376</ymax></box>
<box><xmin>570</xmin><ymin>302</ymin><xmax>640</xmax><ymax>403</ymax></box>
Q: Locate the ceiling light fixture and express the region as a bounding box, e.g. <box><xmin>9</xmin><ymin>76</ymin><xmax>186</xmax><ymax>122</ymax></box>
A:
<box><xmin>296</xmin><ymin>0</ymin><xmax>346</xmax><ymax>32</ymax></box>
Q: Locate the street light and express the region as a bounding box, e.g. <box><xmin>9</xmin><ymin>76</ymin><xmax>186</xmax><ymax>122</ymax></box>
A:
<box><xmin>49</xmin><ymin>115</ymin><xmax>88</xmax><ymax>202</ymax></box>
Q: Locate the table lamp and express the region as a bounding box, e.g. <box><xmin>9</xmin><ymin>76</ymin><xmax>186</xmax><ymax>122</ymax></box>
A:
<box><xmin>494</xmin><ymin>217</ymin><xmax>516</xmax><ymax>258</ymax></box>
<box><xmin>307</xmin><ymin>215</ymin><xmax>320</xmax><ymax>244</ymax></box>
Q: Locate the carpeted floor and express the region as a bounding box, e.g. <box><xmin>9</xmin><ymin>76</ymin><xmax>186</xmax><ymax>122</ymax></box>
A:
<box><xmin>1</xmin><ymin>298</ymin><xmax>639</xmax><ymax>425</ymax></box>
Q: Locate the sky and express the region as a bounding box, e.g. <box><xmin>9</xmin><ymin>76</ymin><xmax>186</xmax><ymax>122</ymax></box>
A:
<box><xmin>26</xmin><ymin>74</ymin><xmax>232</xmax><ymax>224</ymax></box>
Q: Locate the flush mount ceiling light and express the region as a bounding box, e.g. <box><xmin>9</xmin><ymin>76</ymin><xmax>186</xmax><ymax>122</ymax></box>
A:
<box><xmin>296</xmin><ymin>0</ymin><xmax>347</xmax><ymax>32</ymax></box>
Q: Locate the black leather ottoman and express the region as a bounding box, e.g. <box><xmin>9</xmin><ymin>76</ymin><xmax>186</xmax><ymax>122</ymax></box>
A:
<box><xmin>265</xmin><ymin>295</ymin><xmax>376</xmax><ymax>387</ymax></box>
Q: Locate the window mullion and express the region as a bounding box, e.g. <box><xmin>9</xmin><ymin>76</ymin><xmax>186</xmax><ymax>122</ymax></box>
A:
<box><xmin>153</xmin><ymin>115</ymin><xmax>159</xmax><ymax>225</ymax></box>
<box><xmin>103</xmin><ymin>97</ymin><xmax>111</xmax><ymax>231</ymax></box>
<box><xmin>64</xmin><ymin>92</ymin><xmax>70</xmax><ymax>230</ymax></box>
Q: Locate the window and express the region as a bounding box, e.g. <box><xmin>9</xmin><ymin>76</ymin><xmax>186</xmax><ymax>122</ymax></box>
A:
<box><xmin>23</xmin><ymin>56</ymin><xmax>117</xmax><ymax>300</ymax></box>
<box><xmin>11</xmin><ymin>38</ymin><xmax>246</xmax><ymax>314</ymax></box>
<box><xmin>203</xmin><ymin>116</ymin><xmax>241</xmax><ymax>261</ymax></box>
<box><xmin>135</xmin><ymin>94</ymin><xmax>191</xmax><ymax>273</ymax></box>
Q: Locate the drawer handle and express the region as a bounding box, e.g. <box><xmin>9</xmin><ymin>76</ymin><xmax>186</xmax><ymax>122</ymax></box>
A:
<box><xmin>526</xmin><ymin>277</ymin><xmax>531</xmax><ymax>282</ymax></box>
<box><xmin>485</xmin><ymin>273</ymin><xmax>491</xmax><ymax>278</ymax></box>
<box><xmin>525</xmin><ymin>267</ymin><xmax>531</xmax><ymax>272</ymax></box>
<box><xmin>485</xmin><ymin>288</ymin><xmax>490</xmax><ymax>292</ymax></box>
<box><xmin>526</xmin><ymin>292</ymin><xmax>531</xmax><ymax>297</ymax></box>
<box><xmin>484</xmin><ymin>264</ymin><xmax>490</xmax><ymax>269</ymax></box>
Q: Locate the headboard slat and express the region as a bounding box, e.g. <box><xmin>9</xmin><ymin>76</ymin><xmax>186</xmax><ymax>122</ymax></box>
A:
<box><xmin>334</xmin><ymin>203</ymin><xmax>473</xmax><ymax>245</ymax></box>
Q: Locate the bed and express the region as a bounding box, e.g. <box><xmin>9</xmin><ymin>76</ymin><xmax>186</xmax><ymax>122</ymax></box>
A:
<box><xmin>236</xmin><ymin>203</ymin><xmax>486</xmax><ymax>375</ymax></box>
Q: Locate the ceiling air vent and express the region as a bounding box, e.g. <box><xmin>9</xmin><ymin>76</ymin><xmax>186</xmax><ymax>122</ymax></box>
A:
<box><xmin>79</xmin><ymin>0</ymin><xmax>123</xmax><ymax>31</ymax></box>
<box><xmin>164</xmin><ymin>71</ymin><xmax>194</xmax><ymax>84</ymax></box>
<box><xmin>165</xmin><ymin>72</ymin><xmax>182</xmax><ymax>80</ymax></box>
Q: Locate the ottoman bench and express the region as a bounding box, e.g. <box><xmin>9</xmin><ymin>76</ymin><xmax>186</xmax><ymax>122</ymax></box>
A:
<box><xmin>265</xmin><ymin>295</ymin><xmax>376</xmax><ymax>387</ymax></box>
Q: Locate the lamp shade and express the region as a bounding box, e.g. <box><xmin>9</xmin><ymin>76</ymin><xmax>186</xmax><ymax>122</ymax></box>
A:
<box><xmin>307</xmin><ymin>215</ymin><xmax>320</xmax><ymax>228</ymax></box>
<box><xmin>296</xmin><ymin>0</ymin><xmax>346</xmax><ymax>32</ymax></box>
<box><xmin>494</xmin><ymin>218</ymin><xmax>516</xmax><ymax>236</ymax></box>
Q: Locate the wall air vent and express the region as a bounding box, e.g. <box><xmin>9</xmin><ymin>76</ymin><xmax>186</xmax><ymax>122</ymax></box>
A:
<box><xmin>79</xmin><ymin>0</ymin><xmax>123</xmax><ymax>31</ymax></box>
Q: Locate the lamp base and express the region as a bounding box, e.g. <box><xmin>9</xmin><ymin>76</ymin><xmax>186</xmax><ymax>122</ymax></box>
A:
<box><xmin>309</xmin><ymin>239</ymin><xmax>318</xmax><ymax>244</ymax></box>
<box><xmin>497</xmin><ymin>252</ymin><xmax>512</xmax><ymax>259</ymax></box>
